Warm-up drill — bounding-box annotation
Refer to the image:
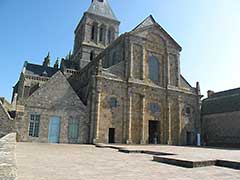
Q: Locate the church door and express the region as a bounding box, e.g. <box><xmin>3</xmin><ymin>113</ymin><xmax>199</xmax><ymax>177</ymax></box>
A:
<box><xmin>108</xmin><ymin>128</ymin><xmax>115</xmax><ymax>143</ymax></box>
<box><xmin>149</xmin><ymin>120</ymin><xmax>160</xmax><ymax>144</ymax></box>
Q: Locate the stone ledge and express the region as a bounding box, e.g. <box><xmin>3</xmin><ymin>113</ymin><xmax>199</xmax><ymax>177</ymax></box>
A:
<box><xmin>153</xmin><ymin>156</ymin><xmax>216</xmax><ymax>168</ymax></box>
<box><xmin>216</xmin><ymin>160</ymin><xmax>240</xmax><ymax>170</ymax></box>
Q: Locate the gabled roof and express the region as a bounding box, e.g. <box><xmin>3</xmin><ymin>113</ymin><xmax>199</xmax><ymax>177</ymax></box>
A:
<box><xmin>26</xmin><ymin>71</ymin><xmax>86</xmax><ymax>110</ymax></box>
<box><xmin>202</xmin><ymin>88</ymin><xmax>240</xmax><ymax>115</ymax></box>
<box><xmin>61</xmin><ymin>59</ymin><xmax>79</xmax><ymax>70</ymax></box>
<box><xmin>23</xmin><ymin>61</ymin><xmax>58</xmax><ymax>77</ymax></box>
<box><xmin>132</xmin><ymin>15</ymin><xmax>156</xmax><ymax>31</ymax></box>
<box><xmin>131</xmin><ymin>15</ymin><xmax>182</xmax><ymax>51</ymax></box>
<box><xmin>87</xmin><ymin>0</ymin><xmax>118</xmax><ymax>21</ymax></box>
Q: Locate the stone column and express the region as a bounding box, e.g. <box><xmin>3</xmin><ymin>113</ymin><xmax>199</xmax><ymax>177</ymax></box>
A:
<box><xmin>166</xmin><ymin>51</ymin><xmax>170</xmax><ymax>87</ymax></box>
<box><xmin>95</xmin><ymin>91</ymin><xmax>101</xmax><ymax>142</ymax></box>
<box><xmin>126</xmin><ymin>88</ymin><xmax>133</xmax><ymax>144</ymax></box>
<box><xmin>93</xmin><ymin>82</ymin><xmax>102</xmax><ymax>144</ymax></box>
<box><xmin>140</xmin><ymin>95</ymin><xmax>146</xmax><ymax>144</ymax></box>
<box><xmin>167</xmin><ymin>101</ymin><xmax>172</xmax><ymax>145</ymax></box>
<box><xmin>129</xmin><ymin>43</ymin><xmax>133</xmax><ymax>78</ymax></box>
<box><xmin>178</xmin><ymin>97</ymin><xmax>183</xmax><ymax>145</ymax></box>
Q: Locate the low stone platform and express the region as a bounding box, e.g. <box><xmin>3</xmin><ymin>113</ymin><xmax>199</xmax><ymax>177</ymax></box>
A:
<box><xmin>0</xmin><ymin>133</ymin><xmax>17</xmax><ymax>180</ymax></box>
<box><xmin>96</xmin><ymin>143</ymin><xmax>240</xmax><ymax>170</ymax></box>
<box><xmin>153</xmin><ymin>156</ymin><xmax>216</xmax><ymax>168</ymax></box>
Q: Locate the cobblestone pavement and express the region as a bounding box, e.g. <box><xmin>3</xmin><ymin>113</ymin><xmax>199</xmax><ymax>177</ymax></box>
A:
<box><xmin>16</xmin><ymin>143</ymin><xmax>240</xmax><ymax>180</ymax></box>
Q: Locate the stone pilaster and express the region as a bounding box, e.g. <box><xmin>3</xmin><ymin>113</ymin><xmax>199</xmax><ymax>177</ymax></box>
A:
<box><xmin>126</xmin><ymin>88</ymin><xmax>133</xmax><ymax>144</ymax></box>
<box><xmin>93</xmin><ymin>80</ymin><xmax>102</xmax><ymax>144</ymax></box>
<box><xmin>129</xmin><ymin>43</ymin><xmax>133</xmax><ymax>78</ymax></box>
<box><xmin>166</xmin><ymin>51</ymin><xmax>170</xmax><ymax>87</ymax></box>
<box><xmin>178</xmin><ymin>97</ymin><xmax>183</xmax><ymax>145</ymax></box>
<box><xmin>167</xmin><ymin>101</ymin><xmax>172</xmax><ymax>145</ymax></box>
<box><xmin>140</xmin><ymin>95</ymin><xmax>146</xmax><ymax>144</ymax></box>
<box><xmin>177</xmin><ymin>53</ymin><xmax>181</xmax><ymax>87</ymax></box>
<box><xmin>142</xmin><ymin>48</ymin><xmax>146</xmax><ymax>80</ymax></box>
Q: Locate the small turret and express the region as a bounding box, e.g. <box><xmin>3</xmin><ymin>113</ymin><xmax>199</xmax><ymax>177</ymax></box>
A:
<box><xmin>43</xmin><ymin>52</ymin><xmax>50</xmax><ymax>67</ymax></box>
<box><xmin>54</xmin><ymin>58</ymin><xmax>59</xmax><ymax>69</ymax></box>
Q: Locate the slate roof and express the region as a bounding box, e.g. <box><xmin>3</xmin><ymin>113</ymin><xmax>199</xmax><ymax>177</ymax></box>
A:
<box><xmin>61</xmin><ymin>59</ymin><xmax>79</xmax><ymax>70</ymax></box>
<box><xmin>24</xmin><ymin>62</ymin><xmax>58</xmax><ymax>77</ymax></box>
<box><xmin>87</xmin><ymin>0</ymin><xmax>118</xmax><ymax>21</ymax></box>
<box><xmin>202</xmin><ymin>88</ymin><xmax>240</xmax><ymax>115</ymax></box>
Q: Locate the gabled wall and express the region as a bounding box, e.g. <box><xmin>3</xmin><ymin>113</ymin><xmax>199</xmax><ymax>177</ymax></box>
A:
<box><xmin>16</xmin><ymin>71</ymin><xmax>89</xmax><ymax>143</ymax></box>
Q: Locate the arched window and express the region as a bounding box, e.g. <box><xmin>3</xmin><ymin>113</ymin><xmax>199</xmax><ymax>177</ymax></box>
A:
<box><xmin>108</xmin><ymin>27</ymin><xmax>115</xmax><ymax>44</ymax></box>
<box><xmin>148</xmin><ymin>56</ymin><xmax>159</xmax><ymax>82</ymax></box>
<box><xmin>91</xmin><ymin>26</ymin><xmax>95</xmax><ymax>40</ymax></box>
<box><xmin>91</xmin><ymin>23</ymin><xmax>98</xmax><ymax>42</ymax></box>
<box><xmin>90</xmin><ymin>51</ymin><xmax>95</xmax><ymax>61</ymax></box>
<box><xmin>99</xmin><ymin>25</ymin><xmax>106</xmax><ymax>43</ymax></box>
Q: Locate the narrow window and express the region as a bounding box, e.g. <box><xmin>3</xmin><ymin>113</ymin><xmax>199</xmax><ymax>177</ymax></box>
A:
<box><xmin>99</xmin><ymin>25</ymin><xmax>105</xmax><ymax>43</ymax></box>
<box><xmin>90</xmin><ymin>51</ymin><xmax>95</xmax><ymax>61</ymax></box>
<box><xmin>108</xmin><ymin>27</ymin><xmax>115</xmax><ymax>44</ymax></box>
<box><xmin>91</xmin><ymin>25</ymin><xmax>95</xmax><ymax>40</ymax></box>
<box><xmin>29</xmin><ymin>114</ymin><xmax>40</xmax><ymax>137</ymax></box>
<box><xmin>148</xmin><ymin>56</ymin><xmax>159</xmax><ymax>82</ymax></box>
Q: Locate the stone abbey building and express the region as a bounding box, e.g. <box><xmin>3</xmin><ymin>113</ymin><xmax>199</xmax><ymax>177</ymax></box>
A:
<box><xmin>2</xmin><ymin>0</ymin><xmax>201</xmax><ymax>145</ymax></box>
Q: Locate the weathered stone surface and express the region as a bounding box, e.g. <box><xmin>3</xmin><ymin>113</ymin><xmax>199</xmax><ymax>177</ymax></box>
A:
<box><xmin>202</xmin><ymin>111</ymin><xmax>240</xmax><ymax>147</ymax></box>
<box><xmin>0</xmin><ymin>133</ymin><xmax>16</xmax><ymax>180</ymax></box>
<box><xmin>0</xmin><ymin>102</ymin><xmax>14</xmax><ymax>138</ymax></box>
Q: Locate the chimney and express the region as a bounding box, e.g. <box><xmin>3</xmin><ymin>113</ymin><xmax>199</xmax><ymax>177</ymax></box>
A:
<box><xmin>207</xmin><ymin>90</ymin><xmax>214</xmax><ymax>98</ymax></box>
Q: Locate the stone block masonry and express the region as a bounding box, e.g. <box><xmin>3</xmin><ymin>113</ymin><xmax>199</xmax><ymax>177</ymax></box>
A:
<box><xmin>0</xmin><ymin>133</ymin><xmax>17</xmax><ymax>180</ymax></box>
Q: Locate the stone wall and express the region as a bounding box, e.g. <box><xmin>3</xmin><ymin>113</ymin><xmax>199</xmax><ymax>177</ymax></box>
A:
<box><xmin>0</xmin><ymin>133</ymin><xmax>17</xmax><ymax>180</ymax></box>
<box><xmin>202</xmin><ymin>111</ymin><xmax>240</xmax><ymax>147</ymax></box>
<box><xmin>0</xmin><ymin>102</ymin><xmax>14</xmax><ymax>138</ymax></box>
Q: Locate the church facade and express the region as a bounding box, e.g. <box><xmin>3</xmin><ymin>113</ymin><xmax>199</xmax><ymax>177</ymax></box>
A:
<box><xmin>8</xmin><ymin>0</ymin><xmax>201</xmax><ymax>145</ymax></box>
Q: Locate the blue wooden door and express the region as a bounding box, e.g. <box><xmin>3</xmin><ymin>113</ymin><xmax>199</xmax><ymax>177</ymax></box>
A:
<box><xmin>48</xmin><ymin>116</ymin><xmax>61</xmax><ymax>143</ymax></box>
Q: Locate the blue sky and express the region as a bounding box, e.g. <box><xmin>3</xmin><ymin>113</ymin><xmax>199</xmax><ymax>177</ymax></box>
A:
<box><xmin>0</xmin><ymin>0</ymin><xmax>240</xmax><ymax>101</ymax></box>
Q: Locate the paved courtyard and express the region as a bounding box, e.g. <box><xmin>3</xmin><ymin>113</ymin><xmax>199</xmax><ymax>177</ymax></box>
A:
<box><xmin>16</xmin><ymin>143</ymin><xmax>240</xmax><ymax>180</ymax></box>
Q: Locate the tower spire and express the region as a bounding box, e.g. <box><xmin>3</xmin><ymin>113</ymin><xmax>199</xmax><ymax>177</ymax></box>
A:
<box><xmin>87</xmin><ymin>0</ymin><xmax>118</xmax><ymax>21</ymax></box>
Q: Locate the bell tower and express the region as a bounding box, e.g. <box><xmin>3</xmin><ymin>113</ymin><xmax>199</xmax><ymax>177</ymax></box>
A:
<box><xmin>72</xmin><ymin>0</ymin><xmax>120</xmax><ymax>69</ymax></box>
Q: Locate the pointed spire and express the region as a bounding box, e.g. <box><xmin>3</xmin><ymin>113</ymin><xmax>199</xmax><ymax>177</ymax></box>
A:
<box><xmin>87</xmin><ymin>0</ymin><xmax>118</xmax><ymax>21</ymax></box>
<box><xmin>54</xmin><ymin>58</ymin><xmax>59</xmax><ymax>69</ymax></box>
<box><xmin>43</xmin><ymin>52</ymin><xmax>50</xmax><ymax>67</ymax></box>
